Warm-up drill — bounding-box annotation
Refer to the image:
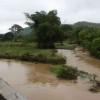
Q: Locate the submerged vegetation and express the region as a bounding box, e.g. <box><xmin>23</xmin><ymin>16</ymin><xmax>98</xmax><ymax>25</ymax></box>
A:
<box><xmin>50</xmin><ymin>65</ymin><xmax>93</xmax><ymax>80</ymax></box>
<box><xmin>50</xmin><ymin>64</ymin><xmax>100</xmax><ymax>93</ymax></box>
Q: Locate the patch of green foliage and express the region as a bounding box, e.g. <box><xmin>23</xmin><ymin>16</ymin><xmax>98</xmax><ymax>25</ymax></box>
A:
<box><xmin>74</xmin><ymin>21</ymin><xmax>100</xmax><ymax>28</ymax></box>
<box><xmin>25</xmin><ymin>10</ymin><xmax>64</xmax><ymax>48</ymax></box>
<box><xmin>50</xmin><ymin>65</ymin><xmax>78</xmax><ymax>79</ymax></box>
<box><xmin>79</xmin><ymin>71</ymin><xmax>100</xmax><ymax>93</ymax></box>
<box><xmin>19</xmin><ymin>53</ymin><xmax>66</xmax><ymax>64</ymax></box>
<box><xmin>90</xmin><ymin>38</ymin><xmax>100</xmax><ymax>59</ymax></box>
<box><xmin>55</xmin><ymin>41</ymin><xmax>76</xmax><ymax>50</ymax></box>
<box><xmin>50</xmin><ymin>64</ymin><xmax>100</xmax><ymax>93</ymax></box>
<box><xmin>0</xmin><ymin>41</ymin><xmax>37</xmax><ymax>47</ymax></box>
<box><xmin>48</xmin><ymin>56</ymin><xmax>66</xmax><ymax>64</ymax></box>
<box><xmin>72</xmin><ymin>27</ymin><xmax>100</xmax><ymax>59</ymax></box>
<box><xmin>55</xmin><ymin>44</ymin><xmax>76</xmax><ymax>50</ymax></box>
<box><xmin>0</xmin><ymin>42</ymin><xmax>66</xmax><ymax>64</ymax></box>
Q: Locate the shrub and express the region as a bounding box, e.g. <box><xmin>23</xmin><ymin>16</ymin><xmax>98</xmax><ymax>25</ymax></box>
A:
<box><xmin>17</xmin><ymin>53</ymin><xmax>66</xmax><ymax>64</ymax></box>
<box><xmin>90</xmin><ymin>38</ymin><xmax>100</xmax><ymax>59</ymax></box>
<box><xmin>56</xmin><ymin>44</ymin><xmax>76</xmax><ymax>50</ymax></box>
<box><xmin>48</xmin><ymin>56</ymin><xmax>66</xmax><ymax>64</ymax></box>
<box><xmin>50</xmin><ymin>65</ymin><xmax>78</xmax><ymax>80</ymax></box>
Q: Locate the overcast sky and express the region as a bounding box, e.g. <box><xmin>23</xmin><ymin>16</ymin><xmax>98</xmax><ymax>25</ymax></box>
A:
<box><xmin>0</xmin><ymin>0</ymin><xmax>100</xmax><ymax>33</ymax></box>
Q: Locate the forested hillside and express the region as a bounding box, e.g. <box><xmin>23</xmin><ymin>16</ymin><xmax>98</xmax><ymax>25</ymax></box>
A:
<box><xmin>74</xmin><ymin>21</ymin><xmax>100</xmax><ymax>28</ymax></box>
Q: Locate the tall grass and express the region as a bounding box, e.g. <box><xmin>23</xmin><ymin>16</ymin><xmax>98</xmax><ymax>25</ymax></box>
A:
<box><xmin>0</xmin><ymin>42</ymin><xmax>66</xmax><ymax>64</ymax></box>
<box><xmin>55</xmin><ymin>41</ymin><xmax>76</xmax><ymax>50</ymax></box>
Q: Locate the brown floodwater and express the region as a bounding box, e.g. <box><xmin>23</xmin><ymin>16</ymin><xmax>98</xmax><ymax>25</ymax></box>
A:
<box><xmin>0</xmin><ymin>49</ymin><xmax>100</xmax><ymax>100</ymax></box>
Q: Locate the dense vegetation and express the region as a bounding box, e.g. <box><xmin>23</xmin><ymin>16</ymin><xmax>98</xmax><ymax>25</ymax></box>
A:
<box><xmin>0</xmin><ymin>10</ymin><xmax>99</xmax><ymax>60</ymax></box>
<box><xmin>0</xmin><ymin>10</ymin><xmax>99</xmax><ymax>82</ymax></box>
<box><xmin>74</xmin><ymin>21</ymin><xmax>100</xmax><ymax>28</ymax></box>
<box><xmin>50</xmin><ymin>65</ymin><xmax>78</xmax><ymax>79</ymax></box>
<box><xmin>0</xmin><ymin>42</ymin><xmax>66</xmax><ymax>64</ymax></box>
<box><xmin>25</xmin><ymin>10</ymin><xmax>64</xmax><ymax>48</ymax></box>
<box><xmin>75</xmin><ymin>27</ymin><xmax>100</xmax><ymax>59</ymax></box>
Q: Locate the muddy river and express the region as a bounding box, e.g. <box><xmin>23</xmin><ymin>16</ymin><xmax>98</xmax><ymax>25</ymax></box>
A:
<box><xmin>0</xmin><ymin>49</ymin><xmax>100</xmax><ymax>100</ymax></box>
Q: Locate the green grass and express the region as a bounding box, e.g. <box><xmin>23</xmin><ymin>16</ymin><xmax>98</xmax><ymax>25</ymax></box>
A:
<box><xmin>49</xmin><ymin>65</ymin><xmax>78</xmax><ymax>79</ymax></box>
<box><xmin>55</xmin><ymin>41</ymin><xmax>76</xmax><ymax>50</ymax></box>
<box><xmin>0</xmin><ymin>46</ymin><xmax>51</xmax><ymax>55</ymax></box>
<box><xmin>0</xmin><ymin>41</ymin><xmax>50</xmax><ymax>55</ymax></box>
<box><xmin>49</xmin><ymin>65</ymin><xmax>97</xmax><ymax>80</ymax></box>
<box><xmin>0</xmin><ymin>41</ymin><xmax>37</xmax><ymax>48</ymax></box>
<box><xmin>0</xmin><ymin>42</ymin><xmax>66</xmax><ymax>64</ymax></box>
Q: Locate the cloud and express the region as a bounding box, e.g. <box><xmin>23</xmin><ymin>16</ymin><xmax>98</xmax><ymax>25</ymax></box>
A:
<box><xmin>0</xmin><ymin>0</ymin><xmax>100</xmax><ymax>33</ymax></box>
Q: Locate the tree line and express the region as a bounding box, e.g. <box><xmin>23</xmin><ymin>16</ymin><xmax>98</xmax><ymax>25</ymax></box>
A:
<box><xmin>0</xmin><ymin>10</ymin><xmax>100</xmax><ymax>58</ymax></box>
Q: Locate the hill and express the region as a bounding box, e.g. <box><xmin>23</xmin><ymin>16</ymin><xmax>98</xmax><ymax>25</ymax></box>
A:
<box><xmin>74</xmin><ymin>21</ymin><xmax>100</xmax><ymax>28</ymax></box>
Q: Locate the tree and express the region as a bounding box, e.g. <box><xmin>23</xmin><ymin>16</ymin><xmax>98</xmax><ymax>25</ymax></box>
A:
<box><xmin>36</xmin><ymin>22</ymin><xmax>63</xmax><ymax>48</ymax></box>
<box><xmin>90</xmin><ymin>38</ymin><xmax>100</xmax><ymax>59</ymax></box>
<box><xmin>25</xmin><ymin>10</ymin><xmax>64</xmax><ymax>48</ymax></box>
<box><xmin>61</xmin><ymin>24</ymin><xmax>72</xmax><ymax>32</ymax></box>
<box><xmin>3</xmin><ymin>32</ymin><xmax>14</xmax><ymax>41</ymax></box>
<box><xmin>72</xmin><ymin>26</ymin><xmax>88</xmax><ymax>44</ymax></box>
<box><xmin>61</xmin><ymin>24</ymin><xmax>73</xmax><ymax>40</ymax></box>
<box><xmin>0</xmin><ymin>34</ymin><xmax>4</xmax><ymax>41</ymax></box>
<box><xmin>79</xmin><ymin>27</ymin><xmax>96</xmax><ymax>48</ymax></box>
<box><xmin>25</xmin><ymin>11</ymin><xmax>47</xmax><ymax>28</ymax></box>
<box><xmin>47</xmin><ymin>10</ymin><xmax>61</xmax><ymax>25</ymax></box>
<box><xmin>9</xmin><ymin>24</ymin><xmax>23</xmax><ymax>40</ymax></box>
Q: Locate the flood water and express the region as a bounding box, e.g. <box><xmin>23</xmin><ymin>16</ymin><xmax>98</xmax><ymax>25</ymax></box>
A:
<box><xmin>0</xmin><ymin>49</ymin><xmax>100</xmax><ymax>100</ymax></box>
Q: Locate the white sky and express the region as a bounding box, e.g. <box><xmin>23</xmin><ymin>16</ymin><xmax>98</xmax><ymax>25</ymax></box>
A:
<box><xmin>0</xmin><ymin>0</ymin><xmax>100</xmax><ymax>33</ymax></box>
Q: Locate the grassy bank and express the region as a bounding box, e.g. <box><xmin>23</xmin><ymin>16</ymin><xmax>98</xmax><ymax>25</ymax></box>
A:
<box><xmin>0</xmin><ymin>42</ymin><xmax>66</xmax><ymax>64</ymax></box>
<box><xmin>55</xmin><ymin>41</ymin><xmax>76</xmax><ymax>50</ymax></box>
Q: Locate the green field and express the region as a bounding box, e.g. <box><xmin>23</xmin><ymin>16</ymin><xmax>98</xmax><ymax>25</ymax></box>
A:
<box><xmin>55</xmin><ymin>41</ymin><xmax>76</xmax><ymax>50</ymax></box>
<box><xmin>0</xmin><ymin>42</ymin><xmax>66</xmax><ymax>64</ymax></box>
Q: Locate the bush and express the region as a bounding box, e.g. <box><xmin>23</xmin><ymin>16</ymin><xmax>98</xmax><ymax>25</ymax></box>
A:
<box><xmin>48</xmin><ymin>56</ymin><xmax>66</xmax><ymax>64</ymax></box>
<box><xmin>0</xmin><ymin>52</ymin><xmax>66</xmax><ymax>64</ymax></box>
<box><xmin>56</xmin><ymin>44</ymin><xmax>76</xmax><ymax>50</ymax></box>
<box><xmin>0</xmin><ymin>42</ymin><xmax>66</xmax><ymax>64</ymax></box>
<box><xmin>50</xmin><ymin>65</ymin><xmax>78</xmax><ymax>80</ymax></box>
<box><xmin>90</xmin><ymin>38</ymin><xmax>100</xmax><ymax>59</ymax></box>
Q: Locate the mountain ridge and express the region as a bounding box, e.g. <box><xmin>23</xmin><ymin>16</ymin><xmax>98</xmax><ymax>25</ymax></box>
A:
<box><xmin>73</xmin><ymin>21</ymin><xmax>100</xmax><ymax>27</ymax></box>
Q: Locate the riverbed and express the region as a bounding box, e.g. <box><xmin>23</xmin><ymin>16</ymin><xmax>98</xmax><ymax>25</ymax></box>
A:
<box><xmin>0</xmin><ymin>49</ymin><xmax>100</xmax><ymax>100</ymax></box>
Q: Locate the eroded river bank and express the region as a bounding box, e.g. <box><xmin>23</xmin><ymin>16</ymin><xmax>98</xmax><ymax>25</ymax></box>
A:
<box><xmin>0</xmin><ymin>49</ymin><xmax>100</xmax><ymax>100</ymax></box>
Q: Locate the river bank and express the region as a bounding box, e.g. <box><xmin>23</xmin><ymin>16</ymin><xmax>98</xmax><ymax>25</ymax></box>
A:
<box><xmin>0</xmin><ymin>49</ymin><xmax>100</xmax><ymax>100</ymax></box>
<box><xmin>0</xmin><ymin>42</ymin><xmax>66</xmax><ymax>64</ymax></box>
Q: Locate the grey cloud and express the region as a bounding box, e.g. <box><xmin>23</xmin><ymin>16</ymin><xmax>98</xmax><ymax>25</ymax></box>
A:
<box><xmin>0</xmin><ymin>0</ymin><xmax>100</xmax><ymax>33</ymax></box>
